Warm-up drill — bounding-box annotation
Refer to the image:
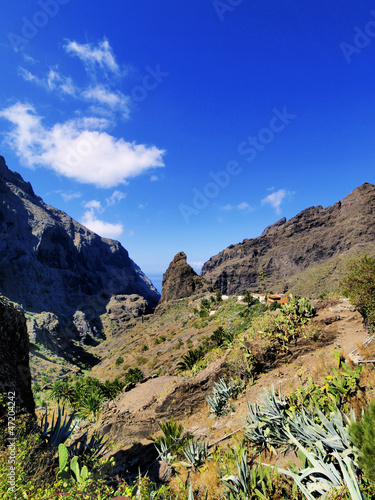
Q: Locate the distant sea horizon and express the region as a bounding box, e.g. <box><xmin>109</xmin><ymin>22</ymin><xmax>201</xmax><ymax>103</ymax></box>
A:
<box><xmin>147</xmin><ymin>274</ymin><xmax>163</xmax><ymax>294</ymax></box>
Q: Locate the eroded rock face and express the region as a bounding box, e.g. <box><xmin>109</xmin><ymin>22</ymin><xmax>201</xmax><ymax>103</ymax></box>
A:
<box><xmin>0</xmin><ymin>156</ymin><xmax>160</xmax><ymax>357</ymax></box>
<box><xmin>159</xmin><ymin>252</ymin><xmax>213</xmax><ymax>303</ymax></box>
<box><xmin>201</xmin><ymin>183</ymin><xmax>375</xmax><ymax>295</ymax></box>
<box><xmin>106</xmin><ymin>294</ymin><xmax>151</xmax><ymax>322</ymax></box>
<box><xmin>0</xmin><ymin>296</ymin><xmax>35</xmax><ymax>416</ymax></box>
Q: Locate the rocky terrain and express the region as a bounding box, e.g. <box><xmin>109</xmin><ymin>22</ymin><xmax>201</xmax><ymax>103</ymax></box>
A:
<box><xmin>158</xmin><ymin>251</ymin><xmax>213</xmax><ymax>304</ymax></box>
<box><xmin>0</xmin><ymin>295</ymin><xmax>34</xmax><ymax>417</ymax></box>
<box><xmin>0</xmin><ymin>156</ymin><xmax>160</xmax><ymax>366</ymax></box>
<box><xmin>77</xmin><ymin>294</ymin><xmax>370</xmax><ymax>479</ymax></box>
<box><xmin>201</xmin><ymin>182</ymin><xmax>375</xmax><ymax>296</ymax></box>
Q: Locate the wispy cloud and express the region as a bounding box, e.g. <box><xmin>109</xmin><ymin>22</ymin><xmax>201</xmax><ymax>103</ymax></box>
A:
<box><xmin>237</xmin><ymin>201</ymin><xmax>253</xmax><ymax>212</ymax></box>
<box><xmin>84</xmin><ymin>200</ymin><xmax>103</xmax><ymax>211</ymax></box>
<box><xmin>106</xmin><ymin>190</ymin><xmax>126</xmax><ymax>206</ymax></box>
<box><xmin>19</xmin><ymin>39</ymin><xmax>131</xmax><ymax>123</ymax></box>
<box><xmin>81</xmin><ymin>86</ymin><xmax>130</xmax><ymax>119</ymax></box>
<box><xmin>18</xmin><ymin>67</ymin><xmax>76</xmax><ymax>95</ymax></box>
<box><xmin>261</xmin><ymin>189</ymin><xmax>287</xmax><ymax>214</ymax></box>
<box><xmin>64</xmin><ymin>38</ymin><xmax>120</xmax><ymax>76</ymax></box>
<box><xmin>221</xmin><ymin>202</ymin><xmax>252</xmax><ymax>213</ymax></box>
<box><xmin>61</xmin><ymin>191</ymin><xmax>82</xmax><ymax>202</ymax></box>
<box><xmin>0</xmin><ymin>103</ymin><xmax>165</xmax><ymax>188</ymax></box>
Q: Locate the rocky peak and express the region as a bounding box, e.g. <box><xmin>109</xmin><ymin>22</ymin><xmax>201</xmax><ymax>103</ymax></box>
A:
<box><xmin>0</xmin><ymin>155</ymin><xmax>36</xmax><ymax>198</ymax></box>
<box><xmin>201</xmin><ymin>183</ymin><xmax>375</xmax><ymax>296</ymax></box>
<box><xmin>262</xmin><ymin>217</ymin><xmax>286</xmax><ymax>236</ymax></box>
<box><xmin>0</xmin><ymin>156</ymin><xmax>160</xmax><ymax>364</ymax></box>
<box><xmin>159</xmin><ymin>252</ymin><xmax>212</xmax><ymax>303</ymax></box>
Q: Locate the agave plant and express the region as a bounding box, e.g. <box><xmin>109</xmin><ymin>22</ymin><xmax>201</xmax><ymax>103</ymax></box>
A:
<box><xmin>39</xmin><ymin>406</ymin><xmax>76</xmax><ymax>448</ymax></box>
<box><xmin>279</xmin><ymin>430</ymin><xmax>364</xmax><ymax>500</ymax></box>
<box><xmin>69</xmin><ymin>430</ymin><xmax>108</xmax><ymax>463</ymax></box>
<box><xmin>206</xmin><ymin>377</ymin><xmax>243</xmax><ymax>417</ymax></box>
<box><xmin>181</xmin><ymin>438</ymin><xmax>211</xmax><ymax>469</ymax></box>
<box><xmin>154</xmin><ymin>439</ymin><xmax>176</xmax><ymax>464</ymax></box>
<box><xmin>222</xmin><ymin>448</ymin><xmax>285</xmax><ymax>499</ymax></box>
<box><xmin>244</xmin><ymin>386</ymin><xmax>291</xmax><ymax>452</ymax></box>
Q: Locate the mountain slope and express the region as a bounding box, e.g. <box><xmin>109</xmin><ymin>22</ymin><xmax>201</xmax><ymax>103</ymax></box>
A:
<box><xmin>0</xmin><ymin>156</ymin><xmax>160</xmax><ymax>359</ymax></box>
<box><xmin>201</xmin><ymin>183</ymin><xmax>375</xmax><ymax>296</ymax></box>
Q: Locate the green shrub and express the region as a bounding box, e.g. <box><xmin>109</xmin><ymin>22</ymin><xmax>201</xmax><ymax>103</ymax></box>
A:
<box><xmin>341</xmin><ymin>254</ymin><xmax>375</xmax><ymax>331</ymax></box>
<box><xmin>201</xmin><ymin>298</ymin><xmax>211</xmax><ymax>310</ymax></box>
<box><xmin>349</xmin><ymin>399</ymin><xmax>375</xmax><ymax>480</ymax></box>
<box><xmin>115</xmin><ymin>356</ymin><xmax>124</xmax><ymax>366</ymax></box>
<box><xmin>124</xmin><ymin>367</ymin><xmax>144</xmax><ymax>384</ymax></box>
<box><xmin>177</xmin><ymin>347</ymin><xmax>205</xmax><ymax>372</ymax></box>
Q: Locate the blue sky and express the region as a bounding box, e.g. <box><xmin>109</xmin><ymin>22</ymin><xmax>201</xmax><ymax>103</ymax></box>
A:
<box><xmin>1</xmin><ymin>1</ymin><xmax>375</xmax><ymax>291</ymax></box>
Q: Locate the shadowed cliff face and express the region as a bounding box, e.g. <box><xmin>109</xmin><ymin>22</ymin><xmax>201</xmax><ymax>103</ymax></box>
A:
<box><xmin>201</xmin><ymin>183</ymin><xmax>375</xmax><ymax>295</ymax></box>
<box><xmin>0</xmin><ymin>296</ymin><xmax>35</xmax><ymax>417</ymax></box>
<box><xmin>0</xmin><ymin>156</ymin><xmax>160</xmax><ymax>360</ymax></box>
<box><xmin>159</xmin><ymin>252</ymin><xmax>213</xmax><ymax>303</ymax></box>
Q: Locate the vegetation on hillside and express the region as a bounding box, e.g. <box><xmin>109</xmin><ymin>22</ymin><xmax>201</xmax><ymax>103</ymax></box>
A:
<box><xmin>341</xmin><ymin>254</ymin><xmax>375</xmax><ymax>332</ymax></box>
<box><xmin>4</xmin><ymin>255</ymin><xmax>375</xmax><ymax>499</ymax></box>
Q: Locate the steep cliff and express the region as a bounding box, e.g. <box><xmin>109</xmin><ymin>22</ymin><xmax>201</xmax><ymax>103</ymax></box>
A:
<box><xmin>0</xmin><ymin>296</ymin><xmax>35</xmax><ymax>417</ymax></box>
<box><xmin>0</xmin><ymin>156</ymin><xmax>160</xmax><ymax>360</ymax></box>
<box><xmin>201</xmin><ymin>183</ymin><xmax>375</xmax><ymax>296</ymax></box>
<box><xmin>159</xmin><ymin>252</ymin><xmax>213</xmax><ymax>303</ymax></box>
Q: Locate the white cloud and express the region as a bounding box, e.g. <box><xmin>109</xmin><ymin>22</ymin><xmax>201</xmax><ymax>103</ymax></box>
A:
<box><xmin>150</xmin><ymin>175</ymin><xmax>159</xmax><ymax>182</ymax></box>
<box><xmin>61</xmin><ymin>191</ymin><xmax>82</xmax><ymax>202</ymax></box>
<box><xmin>0</xmin><ymin>103</ymin><xmax>165</xmax><ymax>188</ymax></box>
<box><xmin>18</xmin><ymin>67</ymin><xmax>76</xmax><ymax>95</ymax></box>
<box><xmin>106</xmin><ymin>190</ymin><xmax>126</xmax><ymax>206</ymax></box>
<box><xmin>64</xmin><ymin>39</ymin><xmax>120</xmax><ymax>76</ymax></box>
<box><xmin>221</xmin><ymin>204</ymin><xmax>232</xmax><ymax>211</ymax></box>
<box><xmin>237</xmin><ymin>202</ymin><xmax>251</xmax><ymax>211</ymax></box>
<box><xmin>261</xmin><ymin>189</ymin><xmax>287</xmax><ymax>214</ymax></box>
<box><xmin>81</xmin><ymin>86</ymin><xmax>130</xmax><ymax>119</ymax></box>
<box><xmin>84</xmin><ymin>200</ymin><xmax>102</xmax><ymax>211</ymax></box>
<box><xmin>81</xmin><ymin>209</ymin><xmax>123</xmax><ymax>239</ymax></box>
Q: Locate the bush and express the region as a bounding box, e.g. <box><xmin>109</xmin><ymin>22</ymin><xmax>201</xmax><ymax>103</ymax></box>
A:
<box><xmin>124</xmin><ymin>367</ymin><xmax>144</xmax><ymax>384</ymax></box>
<box><xmin>341</xmin><ymin>254</ymin><xmax>375</xmax><ymax>331</ymax></box>
<box><xmin>115</xmin><ymin>356</ymin><xmax>124</xmax><ymax>366</ymax></box>
<box><xmin>349</xmin><ymin>399</ymin><xmax>375</xmax><ymax>480</ymax></box>
<box><xmin>177</xmin><ymin>347</ymin><xmax>205</xmax><ymax>372</ymax></box>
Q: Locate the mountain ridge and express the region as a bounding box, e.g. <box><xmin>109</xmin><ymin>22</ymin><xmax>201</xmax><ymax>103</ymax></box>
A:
<box><xmin>0</xmin><ymin>156</ymin><xmax>160</xmax><ymax>362</ymax></box>
<box><xmin>200</xmin><ymin>182</ymin><xmax>375</xmax><ymax>296</ymax></box>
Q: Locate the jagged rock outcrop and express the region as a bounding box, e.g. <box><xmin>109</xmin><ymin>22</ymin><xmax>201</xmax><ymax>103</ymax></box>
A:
<box><xmin>0</xmin><ymin>156</ymin><xmax>160</xmax><ymax>359</ymax></box>
<box><xmin>0</xmin><ymin>296</ymin><xmax>35</xmax><ymax>416</ymax></box>
<box><xmin>201</xmin><ymin>183</ymin><xmax>375</xmax><ymax>296</ymax></box>
<box><xmin>159</xmin><ymin>252</ymin><xmax>213</xmax><ymax>303</ymax></box>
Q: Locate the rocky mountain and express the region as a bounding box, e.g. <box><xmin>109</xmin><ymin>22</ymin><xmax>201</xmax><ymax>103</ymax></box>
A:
<box><xmin>159</xmin><ymin>251</ymin><xmax>213</xmax><ymax>303</ymax></box>
<box><xmin>201</xmin><ymin>182</ymin><xmax>375</xmax><ymax>296</ymax></box>
<box><xmin>0</xmin><ymin>295</ymin><xmax>35</xmax><ymax>416</ymax></box>
<box><xmin>0</xmin><ymin>156</ymin><xmax>160</xmax><ymax>363</ymax></box>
